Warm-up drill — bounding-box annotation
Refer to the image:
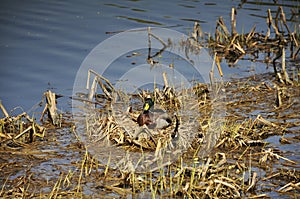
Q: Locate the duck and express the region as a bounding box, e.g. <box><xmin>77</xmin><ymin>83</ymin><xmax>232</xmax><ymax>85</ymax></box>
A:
<box><xmin>137</xmin><ymin>97</ymin><xmax>172</xmax><ymax>130</ymax></box>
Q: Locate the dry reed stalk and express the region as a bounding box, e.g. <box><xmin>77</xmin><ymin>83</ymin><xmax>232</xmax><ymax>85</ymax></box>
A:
<box><xmin>41</xmin><ymin>90</ymin><xmax>60</xmax><ymax>125</ymax></box>
<box><xmin>48</xmin><ymin>173</ymin><xmax>64</xmax><ymax>199</ymax></box>
<box><xmin>209</xmin><ymin>52</ymin><xmax>217</xmax><ymax>88</ymax></box>
<box><xmin>14</xmin><ymin>126</ymin><xmax>32</xmax><ymax>140</ymax></box>
<box><xmin>162</xmin><ymin>72</ymin><xmax>168</xmax><ymax>88</ymax></box>
<box><xmin>86</xmin><ymin>69</ymin><xmax>115</xmax><ymax>101</ymax></box>
<box><xmin>246</xmin><ymin>25</ymin><xmax>256</xmax><ymax>43</ymax></box>
<box><xmin>192</xmin><ymin>22</ymin><xmax>203</xmax><ymax>41</ymax></box>
<box><xmin>275</xmin><ymin>85</ymin><xmax>282</xmax><ymax>107</ymax></box>
<box><xmin>215</xmin><ymin>55</ymin><xmax>223</xmax><ymax>77</ymax></box>
<box><xmin>217</xmin><ymin>17</ymin><xmax>230</xmax><ymax>39</ymax></box>
<box><xmin>213</xmin><ymin>179</ymin><xmax>240</xmax><ymax>197</ymax></box>
<box><xmin>0</xmin><ymin>100</ymin><xmax>9</xmax><ymax>118</ymax></box>
<box><xmin>231</xmin><ymin>7</ymin><xmax>237</xmax><ymax>36</ymax></box>
<box><xmin>270</xmin><ymin>9</ymin><xmax>280</xmax><ymax>37</ymax></box>
<box><xmin>281</xmin><ymin>47</ymin><xmax>293</xmax><ymax>85</ymax></box>
<box><xmin>278</xmin><ymin>182</ymin><xmax>300</xmax><ymax>192</ymax></box>
<box><xmin>255</xmin><ymin>115</ymin><xmax>278</xmax><ymax>128</ymax></box>
<box><xmin>279</xmin><ymin>7</ymin><xmax>291</xmax><ymax>35</ymax></box>
<box><xmin>246</xmin><ymin>172</ymin><xmax>257</xmax><ymax>192</ymax></box>
<box><xmin>76</xmin><ymin>149</ymin><xmax>88</xmax><ymax>195</ymax></box>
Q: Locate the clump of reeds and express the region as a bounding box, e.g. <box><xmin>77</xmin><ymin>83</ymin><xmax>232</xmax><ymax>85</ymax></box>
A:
<box><xmin>0</xmin><ymin>90</ymin><xmax>64</xmax><ymax>148</ymax></box>
<box><xmin>191</xmin><ymin>6</ymin><xmax>299</xmax><ymax>84</ymax></box>
<box><xmin>0</xmin><ymin>101</ymin><xmax>45</xmax><ymax>148</ymax></box>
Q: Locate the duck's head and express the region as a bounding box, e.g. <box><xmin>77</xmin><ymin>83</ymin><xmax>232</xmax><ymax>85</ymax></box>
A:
<box><xmin>143</xmin><ymin>97</ymin><xmax>154</xmax><ymax>112</ymax></box>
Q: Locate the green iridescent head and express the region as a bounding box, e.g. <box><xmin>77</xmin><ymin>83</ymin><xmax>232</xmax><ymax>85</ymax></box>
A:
<box><xmin>143</xmin><ymin>98</ymin><xmax>154</xmax><ymax>111</ymax></box>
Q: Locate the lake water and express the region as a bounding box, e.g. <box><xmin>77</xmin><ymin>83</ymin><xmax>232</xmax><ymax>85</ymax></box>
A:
<box><xmin>0</xmin><ymin>0</ymin><xmax>298</xmax><ymax>114</ymax></box>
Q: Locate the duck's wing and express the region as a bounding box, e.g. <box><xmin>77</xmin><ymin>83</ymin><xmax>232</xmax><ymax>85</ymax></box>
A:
<box><xmin>148</xmin><ymin>111</ymin><xmax>172</xmax><ymax>129</ymax></box>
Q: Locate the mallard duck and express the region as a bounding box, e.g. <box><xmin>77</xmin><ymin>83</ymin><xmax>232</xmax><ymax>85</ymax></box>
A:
<box><xmin>137</xmin><ymin>97</ymin><xmax>172</xmax><ymax>129</ymax></box>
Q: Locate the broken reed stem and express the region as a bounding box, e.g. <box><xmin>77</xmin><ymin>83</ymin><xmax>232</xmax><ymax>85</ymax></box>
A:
<box><xmin>88</xmin><ymin>70</ymin><xmax>115</xmax><ymax>90</ymax></box>
<box><xmin>14</xmin><ymin>126</ymin><xmax>32</xmax><ymax>140</ymax></box>
<box><xmin>41</xmin><ymin>90</ymin><xmax>60</xmax><ymax>125</ymax></box>
<box><xmin>278</xmin><ymin>182</ymin><xmax>300</xmax><ymax>192</ymax></box>
<box><xmin>77</xmin><ymin>149</ymin><xmax>88</xmax><ymax>195</ymax></box>
<box><xmin>148</xmin><ymin>27</ymin><xmax>152</xmax><ymax>61</ymax></box>
<box><xmin>0</xmin><ymin>175</ymin><xmax>10</xmax><ymax>197</ymax></box>
<box><xmin>255</xmin><ymin>115</ymin><xmax>278</xmax><ymax>128</ymax></box>
<box><xmin>162</xmin><ymin>72</ymin><xmax>169</xmax><ymax>88</ymax></box>
<box><xmin>217</xmin><ymin>17</ymin><xmax>230</xmax><ymax>38</ymax></box>
<box><xmin>192</xmin><ymin>22</ymin><xmax>202</xmax><ymax>41</ymax></box>
<box><xmin>104</xmin><ymin>152</ymin><xmax>111</xmax><ymax>177</ymax></box>
<box><xmin>216</xmin><ymin>56</ymin><xmax>223</xmax><ymax>77</ymax></box>
<box><xmin>209</xmin><ymin>52</ymin><xmax>217</xmax><ymax>89</ymax></box>
<box><xmin>281</xmin><ymin>47</ymin><xmax>293</xmax><ymax>85</ymax></box>
<box><xmin>275</xmin><ymin>85</ymin><xmax>282</xmax><ymax>107</ymax></box>
<box><xmin>86</xmin><ymin>69</ymin><xmax>116</xmax><ymax>101</ymax></box>
<box><xmin>0</xmin><ymin>100</ymin><xmax>9</xmax><ymax>118</ymax></box>
<box><xmin>231</xmin><ymin>7</ymin><xmax>237</xmax><ymax>36</ymax></box>
<box><xmin>279</xmin><ymin>7</ymin><xmax>291</xmax><ymax>35</ymax></box>
<box><xmin>246</xmin><ymin>172</ymin><xmax>257</xmax><ymax>192</ymax></box>
<box><xmin>282</xmin><ymin>47</ymin><xmax>286</xmax><ymax>78</ymax></box>
<box><xmin>267</xmin><ymin>9</ymin><xmax>280</xmax><ymax>36</ymax></box>
<box><xmin>88</xmin><ymin>77</ymin><xmax>98</xmax><ymax>101</ymax></box>
<box><xmin>265</xmin><ymin>10</ymin><xmax>271</xmax><ymax>40</ymax></box>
